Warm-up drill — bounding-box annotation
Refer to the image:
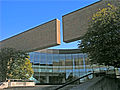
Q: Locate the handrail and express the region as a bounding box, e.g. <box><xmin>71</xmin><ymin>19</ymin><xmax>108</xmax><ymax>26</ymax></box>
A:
<box><xmin>54</xmin><ymin>72</ymin><xmax>93</xmax><ymax>90</ymax></box>
<box><xmin>54</xmin><ymin>70</ymin><xmax>118</xmax><ymax>90</ymax></box>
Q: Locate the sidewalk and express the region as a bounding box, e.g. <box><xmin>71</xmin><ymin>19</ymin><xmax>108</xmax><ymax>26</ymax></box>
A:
<box><xmin>4</xmin><ymin>85</ymin><xmax>59</xmax><ymax>90</ymax></box>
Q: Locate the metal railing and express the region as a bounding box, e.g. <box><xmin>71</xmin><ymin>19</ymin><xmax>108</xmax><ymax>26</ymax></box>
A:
<box><xmin>54</xmin><ymin>72</ymin><xmax>94</xmax><ymax>90</ymax></box>
<box><xmin>54</xmin><ymin>69</ymin><xmax>119</xmax><ymax>90</ymax></box>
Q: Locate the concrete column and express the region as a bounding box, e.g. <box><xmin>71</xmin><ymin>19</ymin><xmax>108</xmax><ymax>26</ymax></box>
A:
<box><xmin>46</xmin><ymin>76</ymin><xmax>49</xmax><ymax>83</ymax></box>
<box><xmin>62</xmin><ymin>78</ymin><xmax>65</xmax><ymax>83</ymax></box>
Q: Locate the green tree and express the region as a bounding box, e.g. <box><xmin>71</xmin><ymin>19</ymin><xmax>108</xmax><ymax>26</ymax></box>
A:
<box><xmin>78</xmin><ymin>4</ymin><xmax>120</xmax><ymax>68</ymax></box>
<box><xmin>0</xmin><ymin>48</ymin><xmax>33</xmax><ymax>81</ymax></box>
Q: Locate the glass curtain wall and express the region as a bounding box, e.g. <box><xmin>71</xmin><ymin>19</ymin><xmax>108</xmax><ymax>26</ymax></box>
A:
<box><xmin>29</xmin><ymin>50</ymin><xmax>92</xmax><ymax>84</ymax></box>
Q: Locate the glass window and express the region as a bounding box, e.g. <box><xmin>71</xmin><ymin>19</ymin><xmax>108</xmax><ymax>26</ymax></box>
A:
<box><xmin>65</xmin><ymin>54</ymin><xmax>73</xmax><ymax>82</ymax></box>
<box><xmin>40</xmin><ymin>53</ymin><xmax>47</xmax><ymax>65</ymax></box>
<box><xmin>72</xmin><ymin>54</ymin><xmax>79</xmax><ymax>79</ymax></box>
<box><xmin>47</xmin><ymin>53</ymin><xmax>53</xmax><ymax>65</ymax></box>
<box><xmin>28</xmin><ymin>50</ymin><xmax>95</xmax><ymax>84</ymax></box>
<box><xmin>52</xmin><ymin>54</ymin><xmax>60</xmax><ymax>84</ymax></box>
<box><xmin>34</xmin><ymin>52</ymin><xmax>40</xmax><ymax>64</ymax></box>
<box><xmin>59</xmin><ymin>54</ymin><xmax>66</xmax><ymax>83</ymax></box>
<box><xmin>29</xmin><ymin>52</ymin><xmax>34</xmax><ymax>63</ymax></box>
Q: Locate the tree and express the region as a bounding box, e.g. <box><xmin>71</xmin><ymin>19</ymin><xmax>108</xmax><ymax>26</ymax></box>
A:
<box><xmin>0</xmin><ymin>48</ymin><xmax>33</xmax><ymax>81</ymax></box>
<box><xmin>78</xmin><ymin>4</ymin><xmax>120</xmax><ymax>68</ymax></box>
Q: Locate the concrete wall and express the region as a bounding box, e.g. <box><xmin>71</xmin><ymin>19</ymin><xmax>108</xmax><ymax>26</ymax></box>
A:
<box><xmin>88</xmin><ymin>77</ymin><xmax>120</xmax><ymax>90</ymax></box>
<box><xmin>62</xmin><ymin>0</ymin><xmax>119</xmax><ymax>43</ymax></box>
<box><xmin>0</xmin><ymin>19</ymin><xmax>60</xmax><ymax>52</ymax></box>
<box><xmin>70</xmin><ymin>76</ymin><xmax>120</xmax><ymax>90</ymax></box>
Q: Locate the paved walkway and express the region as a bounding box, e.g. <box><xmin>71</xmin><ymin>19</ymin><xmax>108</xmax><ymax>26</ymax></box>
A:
<box><xmin>3</xmin><ymin>85</ymin><xmax>59</xmax><ymax>90</ymax></box>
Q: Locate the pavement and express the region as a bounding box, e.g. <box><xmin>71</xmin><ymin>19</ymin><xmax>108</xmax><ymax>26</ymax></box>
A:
<box><xmin>3</xmin><ymin>85</ymin><xmax>59</xmax><ymax>90</ymax></box>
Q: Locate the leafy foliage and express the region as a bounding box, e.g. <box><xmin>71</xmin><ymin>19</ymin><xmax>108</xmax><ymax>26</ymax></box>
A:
<box><xmin>0</xmin><ymin>48</ymin><xmax>33</xmax><ymax>81</ymax></box>
<box><xmin>78</xmin><ymin>4</ymin><xmax>120</xmax><ymax>68</ymax></box>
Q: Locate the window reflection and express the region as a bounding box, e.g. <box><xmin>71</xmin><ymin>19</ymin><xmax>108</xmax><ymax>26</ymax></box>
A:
<box><xmin>29</xmin><ymin>50</ymin><xmax>102</xmax><ymax>84</ymax></box>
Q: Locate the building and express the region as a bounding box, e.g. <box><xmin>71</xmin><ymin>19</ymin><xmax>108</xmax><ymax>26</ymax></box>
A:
<box><xmin>29</xmin><ymin>49</ymin><xmax>106</xmax><ymax>84</ymax></box>
<box><xmin>0</xmin><ymin>0</ymin><xmax>118</xmax><ymax>83</ymax></box>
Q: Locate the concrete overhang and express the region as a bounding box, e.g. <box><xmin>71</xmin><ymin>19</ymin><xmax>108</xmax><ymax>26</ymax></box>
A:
<box><xmin>0</xmin><ymin>19</ymin><xmax>61</xmax><ymax>52</ymax></box>
<box><xmin>62</xmin><ymin>0</ymin><xmax>119</xmax><ymax>43</ymax></box>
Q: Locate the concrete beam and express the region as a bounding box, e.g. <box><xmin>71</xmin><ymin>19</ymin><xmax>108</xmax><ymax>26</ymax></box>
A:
<box><xmin>0</xmin><ymin>19</ymin><xmax>61</xmax><ymax>52</ymax></box>
<box><xmin>62</xmin><ymin>0</ymin><xmax>119</xmax><ymax>43</ymax></box>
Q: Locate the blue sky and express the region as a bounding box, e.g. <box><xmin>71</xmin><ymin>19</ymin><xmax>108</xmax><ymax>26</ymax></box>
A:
<box><xmin>0</xmin><ymin>0</ymin><xmax>99</xmax><ymax>49</ymax></box>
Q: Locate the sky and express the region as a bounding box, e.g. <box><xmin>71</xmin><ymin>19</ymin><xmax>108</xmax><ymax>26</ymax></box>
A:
<box><xmin>0</xmin><ymin>0</ymin><xmax>99</xmax><ymax>49</ymax></box>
